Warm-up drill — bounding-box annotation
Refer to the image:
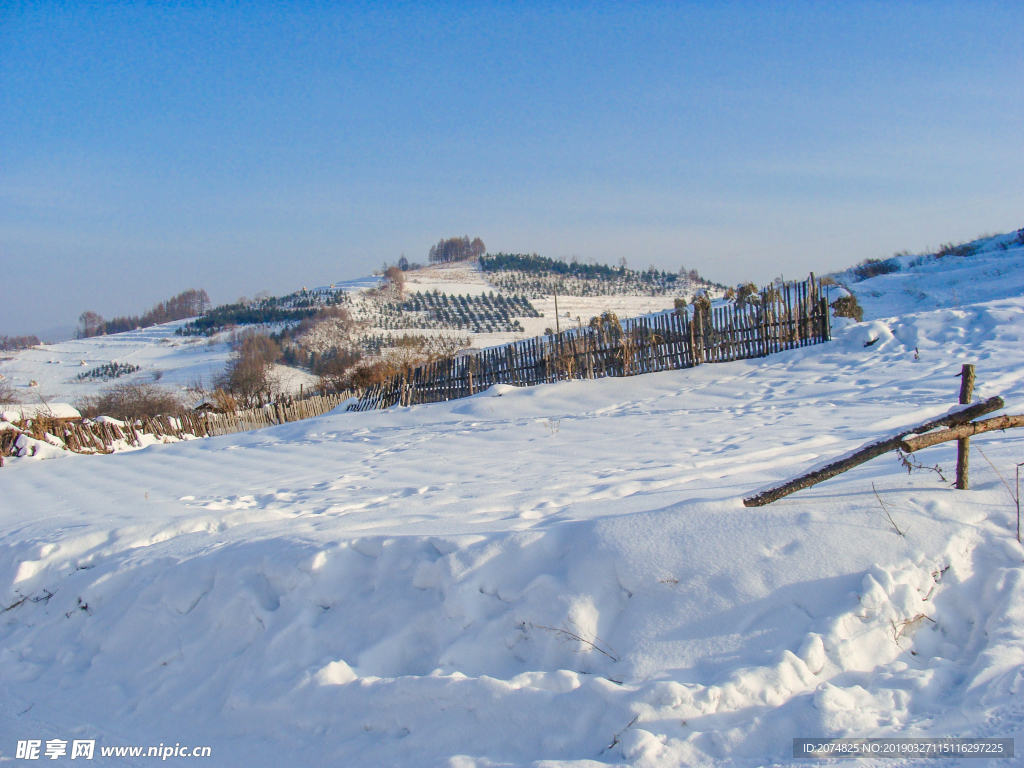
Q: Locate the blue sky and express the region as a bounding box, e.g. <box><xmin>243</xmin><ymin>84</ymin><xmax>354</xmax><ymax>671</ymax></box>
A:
<box><xmin>2</xmin><ymin>1</ymin><xmax>1022</xmax><ymax>337</ymax></box>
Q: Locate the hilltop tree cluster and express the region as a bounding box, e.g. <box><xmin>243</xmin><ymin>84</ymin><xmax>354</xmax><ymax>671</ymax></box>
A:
<box><xmin>0</xmin><ymin>335</ymin><xmax>41</xmax><ymax>351</ymax></box>
<box><xmin>428</xmin><ymin>236</ymin><xmax>486</xmax><ymax>264</ymax></box>
<box><xmin>78</xmin><ymin>289</ymin><xmax>211</xmax><ymax>338</ymax></box>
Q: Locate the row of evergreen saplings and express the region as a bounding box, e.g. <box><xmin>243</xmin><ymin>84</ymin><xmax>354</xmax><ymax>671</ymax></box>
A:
<box><xmin>75</xmin><ymin>362</ymin><xmax>141</xmax><ymax>381</ymax></box>
<box><xmin>399</xmin><ymin>291</ymin><xmax>538</xmax><ymax>333</ymax></box>
<box><xmin>479</xmin><ymin>253</ymin><xmax>722</xmax><ymax>298</ymax></box>
<box><xmin>484</xmin><ymin>269</ymin><xmax>705</xmax><ymax>299</ymax></box>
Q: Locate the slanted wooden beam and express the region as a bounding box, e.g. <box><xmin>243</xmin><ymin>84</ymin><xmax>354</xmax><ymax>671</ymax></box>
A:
<box><xmin>899</xmin><ymin>413</ymin><xmax>1024</xmax><ymax>452</ymax></box>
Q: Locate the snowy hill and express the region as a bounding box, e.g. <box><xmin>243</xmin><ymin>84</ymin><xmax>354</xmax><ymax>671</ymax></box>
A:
<box><xmin>3</xmin><ymin>238</ymin><xmax>1024</xmax><ymax>766</ymax></box>
<box><xmin>0</xmin><ymin>320</ymin><xmax>317</xmax><ymax>408</ymax></box>
<box><xmin>839</xmin><ymin>229</ymin><xmax>1024</xmax><ymax>320</ymax></box>
<box><xmin>0</xmin><ymin>259</ymin><xmax>713</xmax><ymax>406</ymax></box>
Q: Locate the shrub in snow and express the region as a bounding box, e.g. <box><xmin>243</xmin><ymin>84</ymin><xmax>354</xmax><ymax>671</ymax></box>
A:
<box><xmin>852</xmin><ymin>257</ymin><xmax>901</xmax><ymax>281</ymax></box>
<box><xmin>935</xmin><ymin>241</ymin><xmax>977</xmax><ymax>259</ymax></box>
<box><xmin>76</xmin><ymin>382</ymin><xmax>183</xmax><ymax>421</ymax></box>
<box><xmin>831</xmin><ymin>294</ymin><xmax>864</xmax><ymax>322</ymax></box>
<box><xmin>735</xmin><ymin>281</ymin><xmax>760</xmax><ymax>309</ymax></box>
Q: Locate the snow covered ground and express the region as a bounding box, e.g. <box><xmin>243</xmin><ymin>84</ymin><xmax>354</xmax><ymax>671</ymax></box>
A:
<box><xmin>2</xmin><ymin>246</ymin><xmax>1024</xmax><ymax>765</ymax></box>
<box><xmin>0</xmin><ymin>321</ymin><xmax>318</xmax><ymax>406</ymax></box>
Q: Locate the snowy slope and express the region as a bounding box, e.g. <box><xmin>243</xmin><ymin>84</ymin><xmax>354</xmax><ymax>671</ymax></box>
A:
<box><xmin>396</xmin><ymin>261</ymin><xmax>689</xmax><ymax>348</ymax></box>
<box><xmin>0</xmin><ymin>321</ymin><xmax>317</xmax><ymax>406</ymax></box>
<box><xmin>842</xmin><ymin>229</ymin><xmax>1024</xmax><ymax>320</ymax></box>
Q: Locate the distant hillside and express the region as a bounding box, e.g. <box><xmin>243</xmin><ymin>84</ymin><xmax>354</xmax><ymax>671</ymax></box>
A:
<box><xmin>176</xmin><ymin>287</ymin><xmax>348</xmax><ymax>336</ymax></box>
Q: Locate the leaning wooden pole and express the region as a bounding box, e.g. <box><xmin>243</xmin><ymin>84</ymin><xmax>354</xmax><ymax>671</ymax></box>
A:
<box><xmin>956</xmin><ymin>364</ymin><xmax>975</xmax><ymax>490</ymax></box>
<box><xmin>743</xmin><ymin>396</ymin><xmax>1004</xmax><ymax>507</ymax></box>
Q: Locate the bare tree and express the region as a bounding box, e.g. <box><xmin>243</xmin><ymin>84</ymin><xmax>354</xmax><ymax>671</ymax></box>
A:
<box><xmin>220</xmin><ymin>331</ymin><xmax>282</xmax><ymax>407</ymax></box>
<box><xmin>469</xmin><ymin>237</ymin><xmax>485</xmax><ymax>259</ymax></box>
<box><xmin>384</xmin><ymin>265</ymin><xmax>405</xmax><ymax>295</ymax></box>
<box><xmin>77</xmin><ymin>311</ymin><xmax>106</xmax><ymax>338</ymax></box>
<box><xmin>0</xmin><ymin>377</ymin><xmax>17</xmax><ymax>405</ymax></box>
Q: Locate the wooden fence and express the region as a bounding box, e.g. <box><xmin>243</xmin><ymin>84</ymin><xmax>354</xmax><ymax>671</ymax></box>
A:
<box><xmin>350</xmin><ymin>276</ymin><xmax>831</xmax><ymax>412</ymax></box>
<box><xmin>0</xmin><ymin>390</ymin><xmax>357</xmax><ymax>461</ymax></box>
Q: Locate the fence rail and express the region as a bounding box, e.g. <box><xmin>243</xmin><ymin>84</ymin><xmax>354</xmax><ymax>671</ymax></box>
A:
<box><xmin>350</xmin><ymin>276</ymin><xmax>830</xmax><ymax>412</ymax></box>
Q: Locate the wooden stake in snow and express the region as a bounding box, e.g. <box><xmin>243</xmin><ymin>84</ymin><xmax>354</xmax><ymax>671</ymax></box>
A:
<box><xmin>1017</xmin><ymin>464</ymin><xmax>1022</xmax><ymax>544</ymax></box>
<box><xmin>742</xmin><ymin>396</ymin><xmax>1004</xmax><ymax>507</ymax></box>
<box><xmin>956</xmin><ymin>364</ymin><xmax>975</xmax><ymax>490</ymax></box>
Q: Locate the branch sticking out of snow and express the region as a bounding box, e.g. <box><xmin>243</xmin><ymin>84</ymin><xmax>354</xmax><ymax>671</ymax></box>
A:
<box><xmin>532</xmin><ymin>620</ymin><xmax>621</xmax><ymax>662</ymax></box>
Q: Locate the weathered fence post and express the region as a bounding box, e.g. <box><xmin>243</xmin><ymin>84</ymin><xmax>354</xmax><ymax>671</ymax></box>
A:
<box><xmin>957</xmin><ymin>364</ymin><xmax>976</xmax><ymax>490</ymax></box>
